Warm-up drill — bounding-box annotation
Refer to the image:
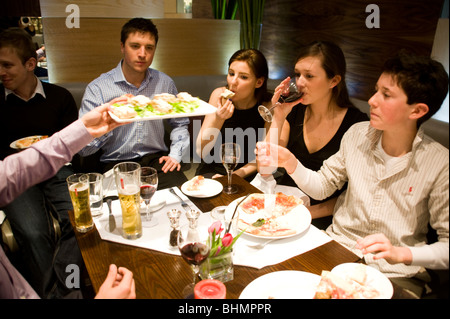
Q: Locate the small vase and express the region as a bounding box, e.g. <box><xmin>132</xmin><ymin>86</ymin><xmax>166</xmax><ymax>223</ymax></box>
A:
<box><xmin>200</xmin><ymin>251</ymin><xmax>234</xmax><ymax>283</ymax></box>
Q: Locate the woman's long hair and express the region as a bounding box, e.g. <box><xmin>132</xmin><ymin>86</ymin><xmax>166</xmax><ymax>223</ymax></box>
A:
<box><xmin>228</xmin><ymin>49</ymin><xmax>272</xmax><ymax>105</ymax></box>
<box><xmin>295</xmin><ymin>41</ymin><xmax>355</xmax><ymax>109</ymax></box>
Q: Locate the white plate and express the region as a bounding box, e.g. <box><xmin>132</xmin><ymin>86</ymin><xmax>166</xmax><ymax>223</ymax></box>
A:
<box><xmin>181</xmin><ymin>178</ymin><xmax>223</xmax><ymax>198</ymax></box>
<box><xmin>10</xmin><ymin>135</ymin><xmax>47</xmax><ymax>149</ymax></box>
<box><xmin>331</xmin><ymin>263</ymin><xmax>393</xmax><ymax>299</ymax></box>
<box><xmin>109</xmin><ymin>99</ymin><xmax>216</xmax><ymax>123</ymax></box>
<box><xmin>239</xmin><ymin>271</ymin><xmax>321</xmax><ymax>299</ymax></box>
<box><xmin>227</xmin><ymin>195</ymin><xmax>312</xmax><ymax>239</ymax></box>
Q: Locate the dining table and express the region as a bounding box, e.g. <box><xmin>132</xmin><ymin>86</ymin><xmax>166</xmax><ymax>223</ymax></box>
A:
<box><xmin>69</xmin><ymin>174</ymin><xmax>415</xmax><ymax>299</ymax></box>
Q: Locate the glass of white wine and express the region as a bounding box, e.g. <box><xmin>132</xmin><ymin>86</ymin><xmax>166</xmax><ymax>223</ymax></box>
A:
<box><xmin>220</xmin><ymin>143</ymin><xmax>241</xmax><ymax>194</ymax></box>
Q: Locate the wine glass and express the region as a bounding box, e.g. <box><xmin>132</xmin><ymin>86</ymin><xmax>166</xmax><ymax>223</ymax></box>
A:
<box><xmin>258</xmin><ymin>77</ymin><xmax>304</xmax><ymax>122</ymax></box>
<box><xmin>221</xmin><ymin>143</ymin><xmax>241</xmax><ymax>194</ymax></box>
<box><xmin>140</xmin><ymin>167</ymin><xmax>158</xmax><ymax>227</ymax></box>
<box><xmin>177</xmin><ymin>223</ymin><xmax>210</xmax><ymax>298</ymax></box>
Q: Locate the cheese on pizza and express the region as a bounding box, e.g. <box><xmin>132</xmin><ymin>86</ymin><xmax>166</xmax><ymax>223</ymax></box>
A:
<box><xmin>16</xmin><ymin>135</ymin><xmax>48</xmax><ymax>149</ymax></box>
<box><xmin>240</xmin><ymin>193</ymin><xmax>303</xmax><ymax>216</ymax></box>
<box><xmin>240</xmin><ymin>194</ymin><xmax>265</xmax><ymax>215</ymax></box>
<box><xmin>314</xmin><ymin>268</ymin><xmax>380</xmax><ymax>299</ymax></box>
<box><xmin>238</xmin><ymin>219</ymin><xmax>297</xmax><ymax>237</ymax></box>
<box><xmin>314</xmin><ymin>271</ymin><xmax>358</xmax><ymax>299</ymax></box>
<box><xmin>238</xmin><ymin>193</ymin><xmax>304</xmax><ymax>237</ymax></box>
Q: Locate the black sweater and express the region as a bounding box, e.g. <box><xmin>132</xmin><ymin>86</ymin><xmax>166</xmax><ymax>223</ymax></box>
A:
<box><xmin>0</xmin><ymin>81</ymin><xmax>78</xmax><ymax>159</ymax></box>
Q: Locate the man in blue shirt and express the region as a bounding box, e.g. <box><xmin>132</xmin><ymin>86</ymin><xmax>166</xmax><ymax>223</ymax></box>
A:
<box><xmin>78</xmin><ymin>18</ymin><xmax>189</xmax><ymax>189</ymax></box>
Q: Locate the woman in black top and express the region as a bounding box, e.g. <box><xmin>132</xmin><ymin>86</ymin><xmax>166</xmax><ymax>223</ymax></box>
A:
<box><xmin>264</xmin><ymin>41</ymin><xmax>368</xmax><ymax>229</ymax></box>
<box><xmin>196</xmin><ymin>49</ymin><xmax>272</xmax><ymax>181</ymax></box>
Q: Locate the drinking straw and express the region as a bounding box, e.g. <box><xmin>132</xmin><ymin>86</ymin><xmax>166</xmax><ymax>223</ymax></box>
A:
<box><xmin>226</xmin><ymin>194</ymin><xmax>249</xmax><ymax>234</ymax></box>
<box><xmin>74</xmin><ymin>176</ymin><xmax>79</xmax><ymax>196</ymax></box>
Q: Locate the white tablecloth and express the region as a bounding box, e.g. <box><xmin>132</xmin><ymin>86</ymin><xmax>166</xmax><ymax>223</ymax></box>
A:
<box><xmin>94</xmin><ymin>187</ymin><xmax>331</xmax><ymax>269</ymax></box>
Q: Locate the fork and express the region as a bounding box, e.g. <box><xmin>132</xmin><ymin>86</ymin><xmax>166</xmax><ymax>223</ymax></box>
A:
<box><xmin>247</xmin><ymin>239</ymin><xmax>275</xmax><ymax>249</ymax></box>
<box><xmin>169</xmin><ymin>188</ymin><xmax>190</xmax><ymax>211</ymax></box>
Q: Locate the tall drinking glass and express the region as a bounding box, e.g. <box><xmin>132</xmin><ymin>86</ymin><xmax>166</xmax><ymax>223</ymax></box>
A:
<box><xmin>87</xmin><ymin>172</ymin><xmax>103</xmax><ymax>217</ymax></box>
<box><xmin>113</xmin><ymin>162</ymin><xmax>142</xmax><ymax>239</ymax></box>
<box><xmin>221</xmin><ymin>143</ymin><xmax>240</xmax><ymax>194</ymax></box>
<box><xmin>140</xmin><ymin>167</ymin><xmax>158</xmax><ymax>228</ymax></box>
<box><xmin>67</xmin><ymin>173</ymin><xmax>94</xmax><ymax>233</ymax></box>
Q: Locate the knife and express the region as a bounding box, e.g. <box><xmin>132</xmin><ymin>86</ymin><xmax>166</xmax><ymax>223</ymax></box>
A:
<box><xmin>103</xmin><ymin>195</ymin><xmax>118</xmax><ymax>232</ymax></box>
<box><xmin>169</xmin><ymin>188</ymin><xmax>190</xmax><ymax>211</ymax></box>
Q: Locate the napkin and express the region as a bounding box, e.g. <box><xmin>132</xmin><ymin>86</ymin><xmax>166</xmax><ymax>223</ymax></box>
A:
<box><xmin>250</xmin><ymin>173</ymin><xmax>276</xmax><ymax>194</ymax></box>
<box><xmin>233</xmin><ymin>226</ymin><xmax>331</xmax><ymax>269</ymax></box>
<box><xmin>102</xmin><ymin>169</ymin><xmax>116</xmax><ymax>196</ymax></box>
<box><xmin>250</xmin><ymin>173</ymin><xmax>310</xmax><ymax>206</ymax></box>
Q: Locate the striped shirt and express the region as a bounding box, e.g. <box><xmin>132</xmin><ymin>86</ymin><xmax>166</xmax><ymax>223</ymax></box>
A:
<box><xmin>290</xmin><ymin>121</ymin><xmax>449</xmax><ymax>278</ymax></box>
<box><xmin>78</xmin><ymin>61</ymin><xmax>190</xmax><ymax>163</ymax></box>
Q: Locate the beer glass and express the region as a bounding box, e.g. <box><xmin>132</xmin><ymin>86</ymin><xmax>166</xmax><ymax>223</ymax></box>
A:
<box><xmin>114</xmin><ymin>162</ymin><xmax>142</xmax><ymax>239</ymax></box>
<box><xmin>67</xmin><ymin>173</ymin><xmax>94</xmax><ymax>233</ymax></box>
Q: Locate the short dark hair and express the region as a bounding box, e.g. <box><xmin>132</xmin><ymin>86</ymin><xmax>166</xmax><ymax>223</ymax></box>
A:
<box><xmin>121</xmin><ymin>18</ymin><xmax>158</xmax><ymax>45</ymax></box>
<box><xmin>228</xmin><ymin>48</ymin><xmax>271</xmax><ymax>104</ymax></box>
<box><xmin>0</xmin><ymin>27</ymin><xmax>37</xmax><ymax>64</ymax></box>
<box><xmin>382</xmin><ymin>51</ymin><xmax>449</xmax><ymax>127</ymax></box>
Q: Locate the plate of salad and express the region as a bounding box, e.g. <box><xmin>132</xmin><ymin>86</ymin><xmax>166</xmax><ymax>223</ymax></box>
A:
<box><xmin>107</xmin><ymin>92</ymin><xmax>216</xmax><ymax>122</ymax></box>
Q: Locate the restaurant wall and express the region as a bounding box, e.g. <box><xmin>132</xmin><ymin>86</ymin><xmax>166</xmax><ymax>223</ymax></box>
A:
<box><xmin>43</xmin><ymin>18</ymin><xmax>239</xmax><ymax>83</ymax></box>
<box><xmin>430</xmin><ymin>18</ymin><xmax>449</xmax><ymax>123</ymax></box>
<box><xmin>0</xmin><ymin>0</ymin><xmax>41</xmax><ymax>17</ymax></box>
<box><xmin>39</xmin><ymin>0</ymin><xmax>239</xmax><ymax>82</ymax></box>
<box><xmin>193</xmin><ymin>0</ymin><xmax>444</xmax><ymax>102</ymax></box>
<box><xmin>40</xmin><ymin>0</ymin><xmax>164</xmax><ymax>18</ymax></box>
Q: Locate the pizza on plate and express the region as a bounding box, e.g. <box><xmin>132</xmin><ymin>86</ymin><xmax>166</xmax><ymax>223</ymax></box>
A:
<box><xmin>108</xmin><ymin>92</ymin><xmax>201</xmax><ymax>120</ymax></box>
<box><xmin>15</xmin><ymin>135</ymin><xmax>48</xmax><ymax>149</ymax></box>
<box><xmin>237</xmin><ymin>193</ymin><xmax>304</xmax><ymax>237</ymax></box>
<box><xmin>314</xmin><ymin>266</ymin><xmax>380</xmax><ymax>299</ymax></box>
<box><xmin>185</xmin><ymin>175</ymin><xmax>205</xmax><ymax>191</ymax></box>
<box><xmin>240</xmin><ymin>193</ymin><xmax>303</xmax><ymax>216</ymax></box>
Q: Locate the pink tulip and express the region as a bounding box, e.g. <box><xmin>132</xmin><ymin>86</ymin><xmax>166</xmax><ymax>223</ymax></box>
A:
<box><xmin>221</xmin><ymin>233</ymin><xmax>233</xmax><ymax>247</ymax></box>
<box><xmin>208</xmin><ymin>221</ymin><xmax>223</xmax><ymax>234</ymax></box>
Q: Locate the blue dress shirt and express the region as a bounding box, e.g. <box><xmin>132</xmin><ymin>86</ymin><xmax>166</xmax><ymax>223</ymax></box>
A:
<box><xmin>78</xmin><ymin>61</ymin><xmax>190</xmax><ymax>163</ymax></box>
